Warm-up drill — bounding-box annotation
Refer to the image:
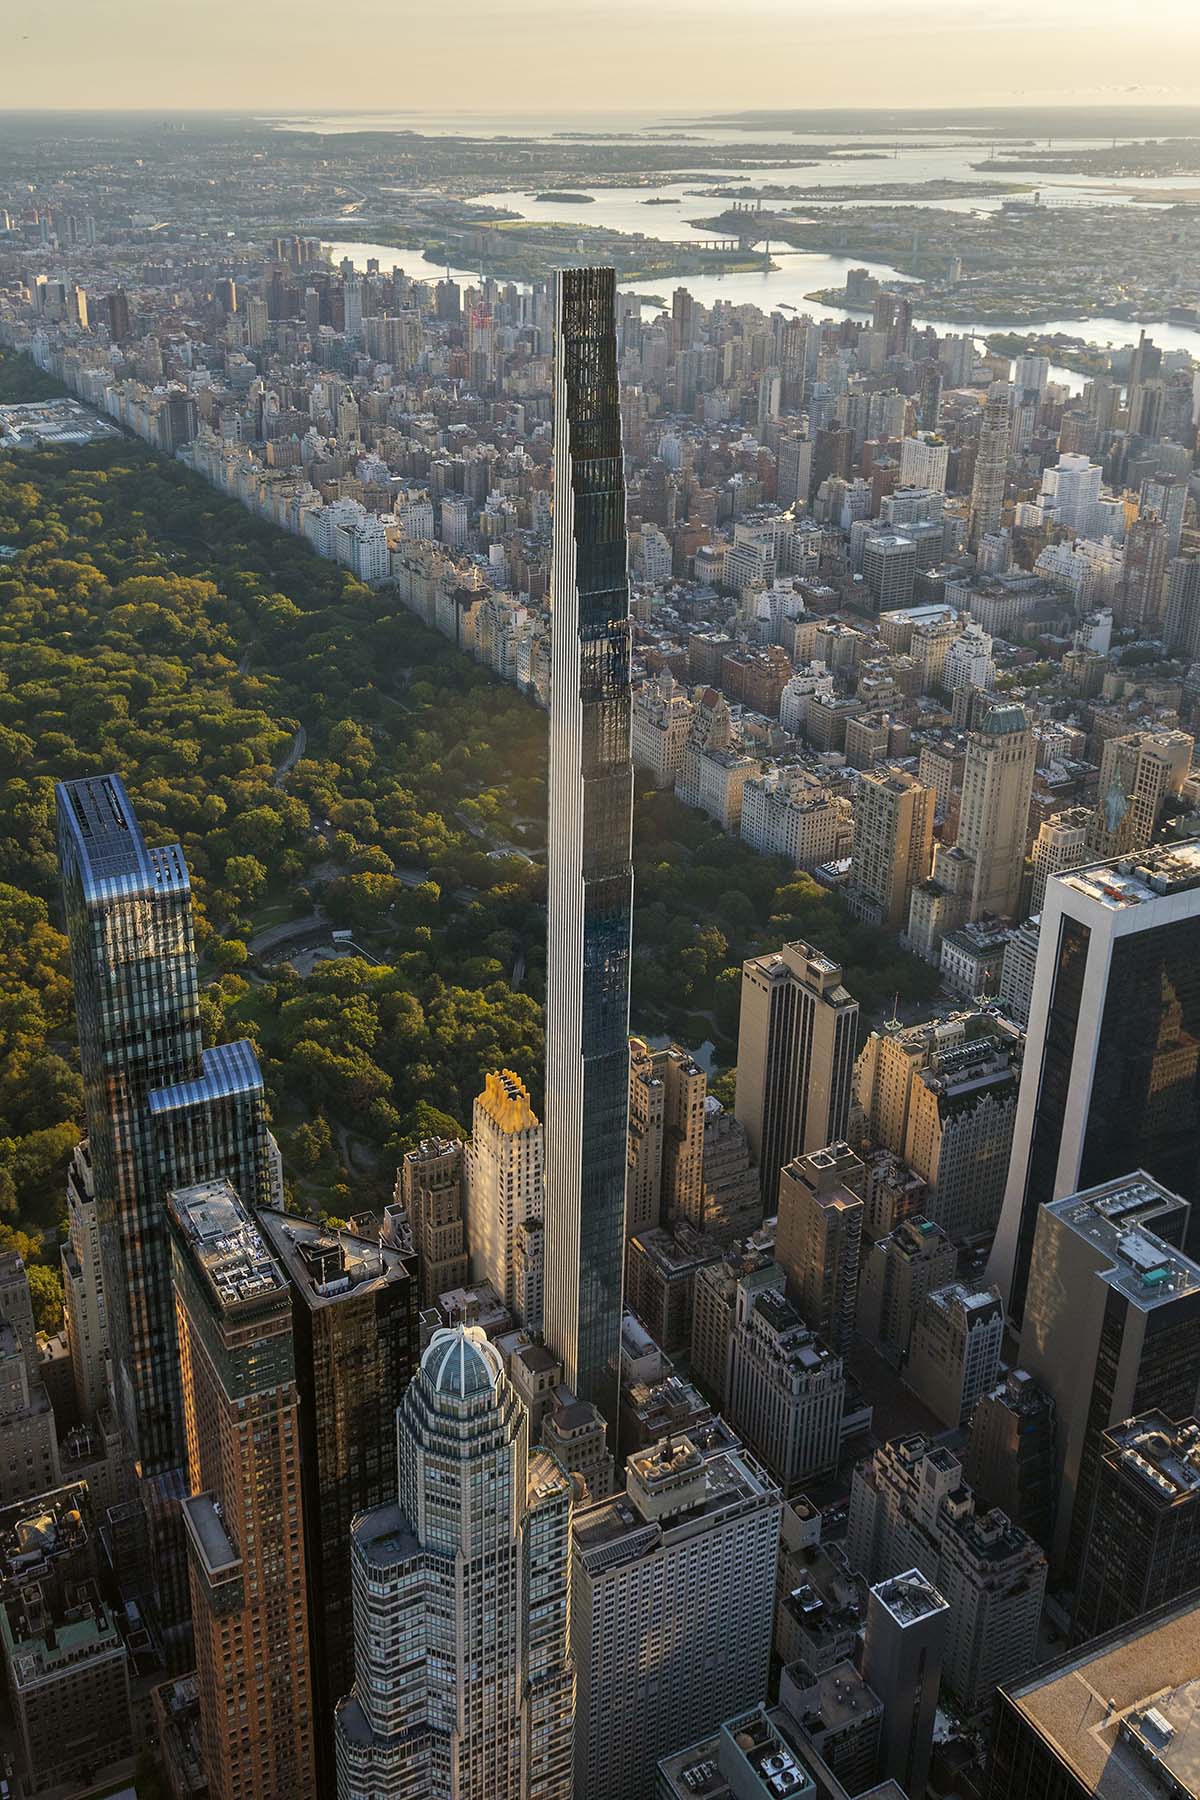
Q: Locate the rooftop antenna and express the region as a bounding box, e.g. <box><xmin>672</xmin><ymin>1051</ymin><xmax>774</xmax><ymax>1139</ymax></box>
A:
<box><xmin>884</xmin><ymin>994</ymin><xmax>903</xmax><ymax>1033</ymax></box>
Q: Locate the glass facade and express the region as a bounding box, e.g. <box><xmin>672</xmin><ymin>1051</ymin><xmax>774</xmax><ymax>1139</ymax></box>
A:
<box><xmin>56</xmin><ymin>778</ymin><xmax>271</xmax><ymax>1476</ymax></box>
<box><xmin>544</xmin><ymin>268</ymin><xmax>633</xmax><ymax>1425</ymax></box>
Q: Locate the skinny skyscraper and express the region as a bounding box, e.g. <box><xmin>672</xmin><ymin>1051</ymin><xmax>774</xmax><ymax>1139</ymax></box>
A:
<box><xmin>543</xmin><ymin>267</ymin><xmax>634</xmax><ymax>1427</ymax></box>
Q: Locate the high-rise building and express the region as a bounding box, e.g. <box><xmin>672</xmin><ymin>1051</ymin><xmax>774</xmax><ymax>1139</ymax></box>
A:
<box><xmin>774</xmin><ymin>1144</ymin><xmax>864</xmax><ymax>1356</ymax></box>
<box><xmin>987</xmin><ymin>1590</ymin><xmax>1200</xmax><ymax>1799</ymax></box>
<box><xmin>856</xmin><ymin>1215</ymin><xmax>957</xmax><ymax>1361</ymax></box>
<box><xmin>258</xmin><ymin>1209</ymin><xmax>418</xmax><ymax>1792</ymax></box>
<box><xmin>398</xmin><ymin>1136</ymin><xmax>469</xmax><ymax>1306</ymax></box>
<box><xmin>1012</xmin><ymin>1173</ymin><xmax>1200</xmax><ymax>1581</ymax></box>
<box><xmin>862</xmin><ymin>1570</ymin><xmax>948</xmax><ymax>1800</ymax></box>
<box><xmin>968</xmin><ymin>385</ymin><xmax>1012</xmax><ymax>548</ymax></box>
<box><xmin>1071</xmin><ymin>1412</ymin><xmax>1200</xmax><ymax>1647</ymax></box>
<box><xmin>572</xmin><ymin>1427</ymin><xmax>781</xmax><ymax>1800</ymax></box>
<box><xmin>726</xmin><ymin>1264</ymin><xmax>845</xmax><ymax>1490</ymax></box>
<box><xmin>543</xmin><ymin>267</ymin><xmax>634</xmax><ymax>1429</ymax></box>
<box><xmin>847</xmin><ymin>1436</ymin><xmax>1047</xmax><ymax>1712</ymax></box>
<box><xmin>953</xmin><ymin>702</ymin><xmax>1036</xmax><ymax>922</ymax></box>
<box><xmin>853</xmin><ymin>1010</ymin><xmax>1023</xmax><ymax>1243</ymax></box>
<box><xmin>56</xmin><ymin>776</ymin><xmax>272</xmax><ymax>1494</ymax></box>
<box><xmin>899</xmin><ymin>431</ymin><xmax>949</xmax><ymax>492</ymax></box>
<box><xmin>466</xmin><ymin>1071</ymin><xmax>544</xmax><ymax>1328</ymax></box>
<box><xmin>990</xmin><ymin>845</ymin><xmax>1200</xmax><ymax>1324</ymax></box>
<box><xmin>735</xmin><ymin>942</ymin><xmax>859</xmax><ymax>1209</ymax></box>
<box><xmin>334</xmin><ymin>1326</ymin><xmax>575</xmax><ymax>1800</ymax></box>
<box><xmin>61</xmin><ymin>1141</ymin><xmax>108</xmax><ymax>1423</ymax></box>
<box><xmin>844</xmin><ymin>766</ymin><xmax>934</xmax><ymax>932</ymax></box>
<box><xmin>626</xmin><ymin>1041</ymin><xmax>707</xmax><ymax>1240</ymax></box>
<box><xmin>1030</xmin><ymin>806</ymin><xmax>1093</xmax><ymax>913</ymax></box>
<box><xmin>1117</xmin><ymin>509</ymin><xmax>1168</xmax><ymax>629</ymax></box>
<box><xmin>1085</xmin><ymin>728</ymin><xmax>1193</xmax><ymax>860</ymax></box>
<box><xmin>169</xmin><ymin>1180</ymin><xmax>316</xmax><ymax>1800</ymax></box>
<box><xmin>903</xmin><ymin>1282</ymin><xmax>1004</xmax><ymax>1428</ymax></box>
<box><xmin>964</xmin><ymin>1370</ymin><xmax>1057</xmax><ymax>1548</ymax></box>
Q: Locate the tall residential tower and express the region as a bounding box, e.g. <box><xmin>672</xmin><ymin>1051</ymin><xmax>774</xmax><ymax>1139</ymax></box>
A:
<box><xmin>543</xmin><ymin>267</ymin><xmax>634</xmax><ymax>1427</ymax></box>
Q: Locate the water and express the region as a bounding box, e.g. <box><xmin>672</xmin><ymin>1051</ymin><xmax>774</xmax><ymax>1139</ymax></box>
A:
<box><xmin>317</xmin><ymin>112</ymin><xmax>1200</xmax><ymax>369</ymax></box>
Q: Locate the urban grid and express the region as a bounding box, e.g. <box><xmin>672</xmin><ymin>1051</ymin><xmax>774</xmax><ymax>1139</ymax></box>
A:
<box><xmin>4</xmin><ymin>83</ymin><xmax>1200</xmax><ymax>1800</ymax></box>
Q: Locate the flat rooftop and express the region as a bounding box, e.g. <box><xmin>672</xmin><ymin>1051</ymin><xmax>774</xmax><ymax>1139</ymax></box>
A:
<box><xmin>1001</xmin><ymin>1590</ymin><xmax>1200</xmax><ymax>1799</ymax></box>
<box><xmin>169</xmin><ymin>1179</ymin><xmax>284</xmax><ymax>1314</ymax></box>
<box><xmin>573</xmin><ymin>1435</ymin><xmax>774</xmax><ymax>1573</ymax></box>
<box><xmin>1047</xmin><ymin>1176</ymin><xmax>1200</xmax><ymax>1312</ymax></box>
<box><xmin>1058</xmin><ymin>842</ymin><xmax>1200</xmax><ymax>910</ymax></box>
<box><xmin>872</xmin><ymin>1569</ymin><xmax>950</xmax><ymax>1628</ymax></box>
<box><xmin>258</xmin><ymin>1206</ymin><xmax>411</xmax><ymax>1305</ymax></box>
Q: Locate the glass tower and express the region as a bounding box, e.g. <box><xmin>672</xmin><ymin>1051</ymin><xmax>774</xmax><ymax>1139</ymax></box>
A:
<box><xmin>57</xmin><ymin>776</ymin><xmax>272</xmax><ymax>1651</ymax></box>
<box><xmin>543</xmin><ymin>266</ymin><xmax>633</xmax><ymax>1428</ymax></box>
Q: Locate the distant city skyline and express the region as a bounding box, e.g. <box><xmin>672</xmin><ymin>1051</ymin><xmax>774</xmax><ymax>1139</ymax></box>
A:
<box><xmin>5</xmin><ymin>1</ymin><xmax>1200</xmax><ymax>113</ymax></box>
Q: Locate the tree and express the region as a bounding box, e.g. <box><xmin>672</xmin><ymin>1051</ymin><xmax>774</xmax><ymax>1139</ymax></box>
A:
<box><xmin>26</xmin><ymin>1262</ymin><xmax>62</xmax><ymax>1335</ymax></box>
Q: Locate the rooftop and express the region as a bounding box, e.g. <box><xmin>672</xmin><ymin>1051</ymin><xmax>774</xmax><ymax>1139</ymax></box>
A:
<box><xmin>422</xmin><ymin>1325</ymin><xmax>504</xmax><ymax>1402</ymax></box>
<box><xmin>872</xmin><ymin>1569</ymin><xmax>950</xmax><ymax>1629</ymax></box>
<box><xmin>168</xmin><ymin>1180</ymin><xmax>285</xmax><ymax>1315</ymax></box>
<box><xmin>1046</xmin><ymin>1174</ymin><xmax>1200</xmax><ymax>1312</ymax></box>
<box><xmin>573</xmin><ymin>1430</ymin><xmax>775</xmax><ymax>1574</ymax></box>
<box><xmin>1001</xmin><ymin>1590</ymin><xmax>1200</xmax><ymax>1800</ymax></box>
<box><xmin>1058</xmin><ymin>841</ymin><xmax>1200</xmax><ymax>910</ymax></box>
<box><xmin>258</xmin><ymin>1206</ymin><xmax>411</xmax><ymax>1307</ymax></box>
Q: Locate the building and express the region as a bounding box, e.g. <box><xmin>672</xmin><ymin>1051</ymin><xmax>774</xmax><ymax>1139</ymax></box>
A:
<box><xmin>856</xmin><ymin>1216</ymin><xmax>957</xmax><ymax>1363</ymax></box>
<box><xmin>1085</xmin><ymin>728</ymin><xmax>1193</xmax><ymax>860</ymax></box>
<box><xmin>334</xmin><ymin>1327</ymin><xmax>574</xmax><ymax>1800</ymax></box>
<box><xmin>967</xmin><ymin>385</ymin><xmax>1012</xmax><ymax>549</ymax></box>
<box><xmin>1071</xmin><ymin>1412</ymin><xmax>1200</xmax><ymax>1647</ymax></box>
<box><xmin>1030</xmin><ymin>807</ymin><xmax>1093</xmax><ymax>913</ymax></box>
<box><xmin>952</xmin><ymin>702</ymin><xmax>1036</xmax><ymax>924</ymax></box>
<box><xmin>544</xmin><ymin>267</ymin><xmax>634</xmax><ymax>1432</ymax></box>
<box><xmin>258</xmin><ymin>1208</ymin><xmax>418</xmax><ymax>1791</ymax></box>
<box><xmin>625</xmin><ymin>1223</ymin><xmax>724</xmax><ymax>1354</ymax></box>
<box><xmin>774</xmin><ymin>1144</ymin><xmax>864</xmax><ymax>1355</ymax></box>
<box><xmin>626</xmin><ymin>1040</ymin><xmax>707</xmax><ymax>1238</ymax></box>
<box><xmin>778</xmin><ymin>1660</ymin><xmax>883</xmax><ymax>1795</ymax></box>
<box><xmin>0</xmin><ymin>1580</ymin><xmax>132</xmax><ymax>1793</ymax></box>
<box><xmin>169</xmin><ymin>1180</ymin><xmax>316</xmax><ymax>1800</ymax></box>
<box><xmin>847</xmin><ymin>1436</ymin><xmax>1047</xmax><ymax>1713</ymax></box>
<box><xmin>631</xmin><ymin>670</ymin><xmax>693</xmax><ymax>789</ymax></box>
<box><xmin>691</xmin><ymin>1231</ymin><xmax>777</xmax><ymax>1409</ymax></box>
<box><xmin>903</xmin><ymin>1283</ymin><xmax>1004</xmax><ymax>1428</ymax></box>
<box><xmin>657</xmin><ymin>1705</ymin><xmax>816</xmax><ymax>1800</ymax></box>
<box><xmin>572</xmin><ymin>1427</ymin><xmax>781</xmax><ymax>1800</ymax></box>
<box><xmin>727</xmin><ymin>1265</ymin><xmax>845</xmax><ymax>1490</ymax></box>
<box><xmin>0</xmin><ymin>1315</ymin><xmax>59</xmax><ymax>1506</ymax></box>
<box><xmin>1014</xmin><ymin>1173</ymin><xmax>1200</xmax><ymax>1581</ymax></box>
<box><xmin>466</xmin><ymin>1070</ymin><xmax>544</xmax><ymax>1327</ymax></box>
<box><xmin>61</xmin><ymin>1140</ymin><xmax>108</xmax><ymax>1424</ymax></box>
<box><xmin>853</xmin><ymin>1011</ymin><xmax>1023</xmax><ymax>1242</ymax></box>
<box><xmin>986</xmin><ymin>1590</ymin><xmax>1200</xmax><ymax>1799</ymax></box>
<box><xmin>735</xmin><ymin>943</ymin><xmax>859</xmax><ymax>1209</ymax></box>
<box><xmin>863</xmin><ymin>533</ymin><xmax>918</xmax><ymax>611</ymax></box>
<box><xmin>844</xmin><ymin>767</ymin><xmax>934</xmax><ymax>933</ymax></box>
<box><xmin>899</xmin><ymin>432</ymin><xmax>949</xmax><ymax>493</ymax></box>
<box><xmin>862</xmin><ymin>1570</ymin><xmax>949</xmax><ymax>1800</ymax></box>
<box><xmin>964</xmin><ymin>1370</ymin><xmax>1057</xmax><ymax>1549</ymax></box>
<box><xmin>57</xmin><ymin>775</ymin><xmax>273</xmax><ymax>1646</ymax></box>
<box><xmin>998</xmin><ymin>915</ymin><xmax>1040</xmax><ymax>1026</ymax></box>
<box><xmin>398</xmin><ymin>1136</ymin><xmax>468</xmax><ymax>1307</ymax></box>
<box><xmin>989</xmin><ymin>845</ymin><xmax>1200</xmax><ymax>1326</ymax></box>
<box><xmin>740</xmin><ymin>769</ymin><xmax>852</xmax><ymax>872</ymax></box>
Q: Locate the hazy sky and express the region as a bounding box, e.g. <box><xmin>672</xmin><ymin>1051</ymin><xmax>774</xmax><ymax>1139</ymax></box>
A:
<box><xmin>6</xmin><ymin>0</ymin><xmax>1200</xmax><ymax>114</ymax></box>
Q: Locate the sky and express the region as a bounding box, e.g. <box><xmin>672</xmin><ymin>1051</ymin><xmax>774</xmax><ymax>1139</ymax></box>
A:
<box><xmin>5</xmin><ymin>0</ymin><xmax>1200</xmax><ymax>114</ymax></box>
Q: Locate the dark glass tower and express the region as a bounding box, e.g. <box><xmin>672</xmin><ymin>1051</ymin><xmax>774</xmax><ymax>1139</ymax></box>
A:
<box><xmin>543</xmin><ymin>267</ymin><xmax>633</xmax><ymax>1428</ymax></box>
<box><xmin>57</xmin><ymin>776</ymin><xmax>271</xmax><ymax>1652</ymax></box>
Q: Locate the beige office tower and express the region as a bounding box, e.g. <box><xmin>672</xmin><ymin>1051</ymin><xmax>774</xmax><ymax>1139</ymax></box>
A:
<box><xmin>571</xmin><ymin>1430</ymin><xmax>781</xmax><ymax>1800</ymax></box>
<box><xmin>845</xmin><ymin>767</ymin><xmax>934</xmax><ymax>932</ymax></box>
<box><xmin>626</xmin><ymin>1039</ymin><xmax>707</xmax><ymax>1239</ymax></box>
<box><xmin>967</xmin><ymin>384</ymin><xmax>1012</xmax><ymax>549</ymax></box>
<box><xmin>954</xmin><ymin>703</ymin><xmax>1036</xmax><ymax>922</ymax></box>
<box><xmin>853</xmin><ymin>1010</ymin><xmax>1022</xmax><ymax>1242</ymax></box>
<box><xmin>466</xmin><ymin>1071</ymin><xmax>544</xmax><ymax>1327</ymax></box>
<box><xmin>774</xmin><ymin>1144</ymin><xmax>864</xmax><ymax>1355</ymax></box>
<box><xmin>1085</xmin><ymin>727</ymin><xmax>1193</xmax><ymax>860</ymax></box>
<box><xmin>335</xmin><ymin>1327</ymin><xmax>575</xmax><ymax>1800</ymax></box>
<box><xmin>735</xmin><ymin>942</ymin><xmax>859</xmax><ymax>1211</ymax></box>
<box><xmin>399</xmin><ymin>1137</ymin><xmax>468</xmax><ymax>1307</ymax></box>
<box><xmin>169</xmin><ymin>1180</ymin><xmax>316</xmax><ymax>1800</ymax></box>
<box><xmin>61</xmin><ymin>1139</ymin><xmax>108</xmax><ymax>1424</ymax></box>
<box><xmin>1030</xmin><ymin>806</ymin><xmax>1092</xmax><ymax>914</ymax></box>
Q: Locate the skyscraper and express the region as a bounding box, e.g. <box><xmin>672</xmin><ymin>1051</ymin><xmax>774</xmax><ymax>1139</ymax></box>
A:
<box><xmin>735</xmin><ymin>942</ymin><xmax>859</xmax><ymax>1209</ymax></box>
<box><xmin>774</xmin><ymin>1143</ymin><xmax>864</xmax><ymax>1356</ymax></box>
<box><xmin>862</xmin><ymin>1571</ymin><xmax>948</xmax><ymax>1800</ymax></box>
<box><xmin>967</xmin><ymin>384</ymin><xmax>1012</xmax><ymax>549</ymax></box>
<box><xmin>57</xmin><ymin>775</ymin><xmax>272</xmax><ymax>1649</ymax></box>
<box><xmin>953</xmin><ymin>702</ymin><xmax>1036</xmax><ymax>922</ymax></box>
<box><xmin>466</xmin><ymin>1070</ymin><xmax>545</xmax><ymax>1327</ymax></box>
<box><xmin>257</xmin><ymin>1210</ymin><xmax>419</xmax><ymax>1795</ymax></box>
<box><xmin>1070</xmin><ymin>1412</ymin><xmax>1200</xmax><ymax>1646</ymax></box>
<box><xmin>169</xmin><ymin>1180</ymin><xmax>316</xmax><ymax>1800</ymax></box>
<box><xmin>334</xmin><ymin>1326</ymin><xmax>575</xmax><ymax>1800</ymax></box>
<box><xmin>844</xmin><ymin>766</ymin><xmax>934</xmax><ymax>933</ymax></box>
<box><xmin>990</xmin><ymin>844</ymin><xmax>1200</xmax><ymax>1324</ymax></box>
<box><xmin>571</xmin><ymin>1427</ymin><xmax>780</xmax><ymax>1800</ymax></box>
<box><xmin>543</xmin><ymin>267</ymin><xmax>634</xmax><ymax>1427</ymax></box>
<box><xmin>399</xmin><ymin>1136</ymin><xmax>469</xmax><ymax>1307</ymax></box>
<box><xmin>1013</xmin><ymin>1173</ymin><xmax>1200</xmax><ymax>1582</ymax></box>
